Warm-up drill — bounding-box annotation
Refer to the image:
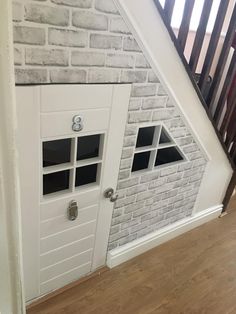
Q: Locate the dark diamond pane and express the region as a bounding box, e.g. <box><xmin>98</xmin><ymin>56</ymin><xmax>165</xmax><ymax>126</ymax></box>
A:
<box><xmin>159</xmin><ymin>128</ymin><xmax>171</xmax><ymax>144</ymax></box>
<box><xmin>43</xmin><ymin>170</ymin><xmax>70</xmax><ymax>195</ymax></box>
<box><xmin>43</xmin><ymin>139</ymin><xmax>71</xmax><ymax>167</ymax></box>
<box><xmin>155</xmin><ymin>147</ymin><xmax>183</xmax><ymax>166</ymax></box>
<box><xmin>77</xmin><ymin>135</ymin><xmax>100</xmax><ymax>161</ymax></box>
<box><xmin>75</xmin><ymin>164</ymin><xmax>98</xmax><ymax>187</ymax></box>
<box><xmin>136</xmin><ymin>127</ymin><xmax>155</xmax><ymax>148</ymax></box>
<box><xmin>132</xmin><ymin>152</ymin><xmax>150</xmax><ymax>172</ymax></box>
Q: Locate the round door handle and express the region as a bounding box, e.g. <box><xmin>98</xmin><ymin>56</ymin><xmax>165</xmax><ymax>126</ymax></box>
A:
<box><xmin>104</xmin><ymin>188</ymin><xmax>118</xmax><ymax>202</ymax></box>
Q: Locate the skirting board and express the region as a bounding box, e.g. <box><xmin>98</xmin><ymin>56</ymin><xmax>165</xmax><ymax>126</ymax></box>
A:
<box><xmin>107</xmin><ymin>205</ymin><xmax>222</xmax><ymax>268</ymax></box>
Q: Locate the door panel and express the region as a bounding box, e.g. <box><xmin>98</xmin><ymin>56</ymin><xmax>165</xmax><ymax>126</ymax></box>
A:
<box><xmin>16</xmin><ymin>84</ymin><xmax>131</xmax><ymax>301</ymax></box>
<box><xmin>41</xmin><ymin>109</ymin><xmax>110</xmax><ymax>138</ymax></box>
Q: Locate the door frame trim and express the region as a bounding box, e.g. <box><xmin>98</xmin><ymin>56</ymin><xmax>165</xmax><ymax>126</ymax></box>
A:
<box><xmin>0</xmin><ymin>1</ymin><xmax>25</xmax><ymax>312</ymax></box>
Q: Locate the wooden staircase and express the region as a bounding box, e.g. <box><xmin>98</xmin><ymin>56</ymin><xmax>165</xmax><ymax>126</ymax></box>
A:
<box><xmin>154</xmin><ymin>0</ymin><xmax>236</xmax><ymax>211</ymax></box>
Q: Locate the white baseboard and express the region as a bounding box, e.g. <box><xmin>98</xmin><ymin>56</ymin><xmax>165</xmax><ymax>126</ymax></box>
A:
<box><xmin>107</xmin><ymin>205</ymin><xmax>222</xmax><ymax>268</ymax></box>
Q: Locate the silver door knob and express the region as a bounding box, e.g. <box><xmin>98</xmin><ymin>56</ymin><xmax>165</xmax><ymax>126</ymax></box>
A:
<box><xmin>104</xmin><ymin>188</ymin><xmax>118</xmax><ymax>202</ymax></box>
<box><xmin>68</xmin><ymin>200</ymin><xmax>78</xmax><ymax>221</ymax></box>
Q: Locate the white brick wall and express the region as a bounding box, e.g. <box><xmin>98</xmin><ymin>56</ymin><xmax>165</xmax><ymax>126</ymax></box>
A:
<box><xmin>12</xmin><ymin>0</ymin><xmax>207</xmax><ymax>251</ymax></box>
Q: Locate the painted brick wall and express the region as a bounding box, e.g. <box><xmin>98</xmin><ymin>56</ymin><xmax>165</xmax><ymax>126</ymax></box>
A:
<box><xmin>12</xmin><ymin>0</ymin><xmax>207</xmax><ymax>251</ymax></box>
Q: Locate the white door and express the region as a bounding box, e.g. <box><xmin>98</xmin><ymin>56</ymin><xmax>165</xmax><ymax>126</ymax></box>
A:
<box><xmin>16</xmin><ymin>84</ymin><xmax>131</xmax><ymax>301</ymax></box>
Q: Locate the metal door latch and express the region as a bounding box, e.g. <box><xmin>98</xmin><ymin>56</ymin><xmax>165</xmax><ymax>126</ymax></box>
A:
<box><xmin>68</xmin><ymin>200</ymin><xmax>78</xmax><ymax>221</ymax></box>
<box><xmin>72</xmin><ymin>115</ymin><xmax>83</xmax><ymax>132</ymax></box>
<box><xmin>104</xmin><ymin>188</ymin><xmax>118</xmax><ymax>202</ymax></box>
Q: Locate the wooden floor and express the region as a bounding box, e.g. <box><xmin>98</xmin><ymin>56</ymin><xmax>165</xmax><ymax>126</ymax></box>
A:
<box><xmin>28</xmin><ymin>202</ymin><xmax>236</xmax><ymax>314</ymax></box>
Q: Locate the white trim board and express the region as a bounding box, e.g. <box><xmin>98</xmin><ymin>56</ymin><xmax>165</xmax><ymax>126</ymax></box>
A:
<box><xmin>107</xmin><ymin>205</ymin><xmax>222</xmax><ymax>268</ymax></box>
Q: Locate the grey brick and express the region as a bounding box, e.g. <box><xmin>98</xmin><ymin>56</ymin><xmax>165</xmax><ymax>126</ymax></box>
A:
<box><xmin>157</xmin><ymin>84</ymin><xmax>167</xmax><ymax>95</ymax></box>
<box><xmin>25</xmin><ymin>4</ymin><xmax>69</xmax><ymax>26</ymax></box>
<box><xmin>117</xmin><ymin>177</ymin><xmax>139</xmax><ymax>190</ymax></box>
<box><xmin>137</xmin><ymin>226</ymin><xmax>155</xmax><ymax>238</ymax></box>
<box><xmin>173</xmin><ymin>178</ymin><xmax>189</xmax><ymax>188</ymax></box>
<box><xmin>165</xmin><ymin>118</ymin><xmax>185</xmax><ymax>129</ymax></box>
<box><xmin>189</xmin><ymin>173</ymin><xmax>203</xmax><ymax>183</ymax></box>
<box><xmin>115</xmin><ymin>195</ymin><xmax>135</xmax><ymax>209</ymax></box>
<box><xmin>48</xmin><ymin>28</ymin><xmax>87</xmax><ymax>47</ymax></box>
<box><xmin>125</xmin><ymin>125</ymin><xmax>137</xmax><ymax>136</ymax></box>
<box><xmin>13</xmin><ymin>26</ymin><xmax>45</xmax><ymax>45</ymax></box>
<box><xmin>162</xmin><ymin>189</ymin><xmax>178</xmax><ymax>200</ymax></box>
<box><xmin>123</xmin><ymin>37</ymin><xmax>141</xmax><ymax>52</ymax></box>
<box><xmin>15</xmin><ymin>69</ymin><xmax>47</xmax><ymax>84</ymax></box>
<box><xmin>176</xmin><ymin>136</ymin><xmax>193</xmax><ymax>146</ymax></box>
<box><xmin>135</xmin><ymin>55</ymin><xmax>150</xmax><ymax>68</ymax></box>
<box><xmin>141</xmin><ymin>172</ymin><xmax>160</xmax><ymax>183</ymax></box>
<box><xmin>124</xmin><ymin>201</ymin><xmax>144</xmax><ymax>214</ymax></box>
<box><xmin>129</xmin><ymin>99</ymin><xmax>141</xmax><ymax>111</ymax></box>
<box><xmin>120</xmin><ymin>70</ymin><xmax>147</xmax><ymax>83</ymax></box>
<box><xmin>128</xmin><ymin>111</ymin><xmax>152</xmax><ymax>123</ymax></box>
<box><xmin>90</xmin><ymin>34</ymin><xmax>122</xmax><ymax>50</ymax></box>
<box><xmin>170</xmin><ymin>128</ymin><xmax>188</xmax><ymax>138</ymax></box>
<box><xmin>189</xmin><ymin>151</ymin><xmax>203</xmax><ymax>161</ymax></box>
<box><xmin>112</xmin><ymin>213</ymin><xmax>132</xmax><ymax>226</ymax></box>
<box><xmin>167</xmin><ymin>173</ymin><xmax>183</xmax><ymax>183</ymax></box>
<box><xmin>110</xmin><ymin>17</ymin><xmax>130</xmax><ymax>34</ymax></box>
<box><xmin>123</xmin><ymin>136</ymin><xmax>136</xmax><ymax>147</ymax></box>
<box><xmin>137</xmin><ymin>190</ymin><xmax>154</xmax><ymax>202</ymax></box>
<box><xmin>108</xmin><ymin>242</ymin><xmax>118</xmax><ymax>251</ymax></box>
<box><xmin>109</xmin><ymin>229</ymin><xmax>129</xmax><ymax>243</ymax></box>
<box><xmin>13</xmin><ymin>2</ymin><xmax>22</xmax><ymax>22</ymax></box>
<box><xmin>88</xmin><ymin>68</ymin><xmax>119</xmax><ymax>83</ymax></box>
<box><xmin>121</xmin><ymin>148</ymin><xmax>133</xmax><ymax>159</ymax></box>
<box><xmin>148</xmin><ymin>71</ymin><xmax>160</xmax><ymax>83</ymax></box>
<box><xmin>95</xmin><ymin>0</ymin><xmax>119</xmax><ymax>14</ymax></box>
<box><xmin>106</xmin><ymin>53</ymin><xmax>134</xmax><ymax>68</ymax></box>
<box><xmin>160</xmin><ymin>166</ymin><xmax>177</xmax><ymax>177</ymax></box>
<box><xmin>131</xmin><ymin>84</ymin><xmax>157</xmax><ymax>97</ymax></box>
<box><xmin>118</xmin><ymin>234</ymin><xmax>137</xmax><ymax>246</ymax></box>
<box><xmin>142</xmin><ymin>96</ymin><xmax>168</xmax><ymax>110</ymax></box>
<box><xmin>152</xmin><ymin>109</ymin><xmax>177</xmax><ymax>121</ymax></box>
<box><xmin>25</xmin><ymin>48</ymin><xmax>68</xmax><ymax>66</ymax></box>
<box><xmin>118</xmin><ymin>170</ymin><xmax>130</xmax><ymax>180</ymax></box>
<box><xmin>193</xmin><ymin>158</ymin><xmax>207</xmax><ymax>168</ymax></box>
<box><xmin>148</xmin><ymin>177</ymin><xmax>166</xmax><ymax>190</ymax></box>
<box><xmin>149</xmin><ymin>214</ymin><xmax>165</xmax><ymax>225</ymax></box>
<box><xmin>50</xmin><ymin>69</ymin><xmax>86</xmax><ymax>83</ymax></box>
<box><xmin>126</xmin><ymin>184</ymin><xmax>147</xmax><ymax>196</ymax></box>
<box><xmin>178</xmin><ymin>162</ymin><xmax>192</xmax><ymax>171</ymax></box>
<box><xmin>51</xmin><ymin>0</ymin><xmax>92</xmax><ymax>8</ymax></box>
<box><xmin>72</xmin><ymin>11</ymin><xmax>108</xmax><ymax>30</ymax></box>
<box><xmin>131</xmin><ymin>221</ymin><xmax>149</xmax><ymax>233</ymax></box>
<box><xmin>14</xmin><ymin>47</ymin><xmax>22</xmax><ymax>65</ymax></box>
<box><xmin>110</xmin><ymin>225</ymin><xmax>120</xmax><ymax>235</ymax></box>
<box><xmin>72</xmin><ymin>51</ymin><xmax>105</xmax><ymax>66</ymax></box>
<box><xmin>120</xmin><ymin>158</ymin><xmax>132</xmax><ymax>170</ymax></box>
<box><xmin>183</xmin><ymin>144</ymin><xmax>199</xmax><ymax>154</ymax></box>
<box><xmin>121</xmin><ymin>219</ymin><xmax>139</xmax><ymax>230</ymax></box>
<box><xmin>112</xmin><ymin>208</ymin><xmax>123</xmax><ymax>218</ymax></box>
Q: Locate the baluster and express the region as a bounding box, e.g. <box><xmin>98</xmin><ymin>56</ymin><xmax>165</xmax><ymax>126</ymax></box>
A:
<box><xmin>208</xmin><ymin>4</ymin><xmax>236</xmax><ymax>112</ymax></box>
<box><xmin>214</xmin><ymin>50</ymin><xmax>236</xmax><ymax>125</ymax></box>
<box><xmin>189</xmin><ymin>0</ymin><xmax>213</xmax><ymax>73</ymax></box>
<box><xmin>220</xmin><ymin>82</ymin><xmax>236</xmax><ymax>137</ymax></box>
<box><xmin>178</xmin><ymin>0</ymin><xmax>195</xmax><ymax>51</ymax></box>
<box><xmin>198</xmin><ymin>0</ymin><xmax>230</xmax><ymax>97</ymax></box>
<box><xmin>164</xmin><ymin>0</ymin><xmax>175</xmax><ymax>24</ymax></box>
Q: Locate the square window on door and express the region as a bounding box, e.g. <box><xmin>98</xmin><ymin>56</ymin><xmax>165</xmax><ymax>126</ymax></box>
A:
<box><xmin>155</xmin><ymin>147</ymin><xmax>183</xmax><ymax>166</ymax></box>
<box><xmin>43</xmin><ymin>138</ymin><xmax>71</xmax><ymax>167</ymax></box>
<box><xmin>77</xmin><ymin>134</ymin><xmax>101</xmax><ymax>161</ymax></box>
<box><xmin>75</xmin><ymin>164</ymin><xmax>98</xmax><ymax>187</ymax></box>
<box><xmin>43</xmin><ymin>170</ymin><xmax>70</xmax><ymax>195</ymax></box>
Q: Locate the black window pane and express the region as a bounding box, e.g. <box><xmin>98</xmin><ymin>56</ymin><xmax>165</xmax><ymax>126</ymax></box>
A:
<box><xmin>43</xmin><ymin>139</ymin><xmax>71</xmax><ymax>167</ymax></box>
<box><xmin>43</xmin><ymin>170</ymin><xmax>70</xmax><ymax>195</ymax></box>
<box><xmin>155</xmin><ymin>147</ymin><xmax>183</xmax><ymax>166</ymax></box>
<box><xmin>132</xmin><ymin>152</ymin><xmax>150</xmax><ymax>172</ymax></box>
<box><xmin>75</xmin><ymin>164</ymin><xmax>98</xmax><ymax>187</ymax></box>
<box><xmin>136</xmin><ymin>127</ymin><xmax>155</xmax><ymax>148</ymax></box>
<box><xmin>159</xmin><ymin>128</ymin><xmax>171</xmax><ymax>144</ymax></box>
<box><xmin>77</xmin><ymin>135</ymin><xmax>100</xmax><ymax>161</ymax></box>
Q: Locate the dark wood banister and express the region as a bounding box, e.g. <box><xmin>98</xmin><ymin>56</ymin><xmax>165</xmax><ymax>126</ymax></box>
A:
<box><xmin>153</xmin><ymin>0</ymin><xmax>236</xmax><ymax>211</ymax></box>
